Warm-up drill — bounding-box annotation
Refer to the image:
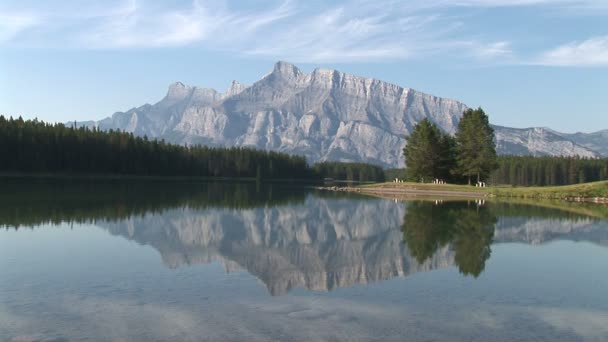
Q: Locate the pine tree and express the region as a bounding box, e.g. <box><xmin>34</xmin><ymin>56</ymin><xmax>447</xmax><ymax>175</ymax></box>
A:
<box><xmin>404</xmin><ymin>119</ymin><xmax>445</xmax><ymax>183</ymax></box>
<box><xmin>455</xmin><ymin>108</ymin><xmax>498</xmax><ymax>185</ymax></box>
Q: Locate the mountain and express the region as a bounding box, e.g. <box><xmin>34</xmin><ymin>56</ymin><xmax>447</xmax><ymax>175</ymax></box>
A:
<box><xmin>80</xmin><ymin>61</ymin><xmax>603</xmax><ymax>167</ymax></box>
<box><xmin>553</xmin><ymin>129</ymin><xmax>608</xmax><ymax>157</ymax></box>
<box><xmin>493</xmin><ymin>125</ymin><xmax>600</xmax><ymax>158</ymax></box>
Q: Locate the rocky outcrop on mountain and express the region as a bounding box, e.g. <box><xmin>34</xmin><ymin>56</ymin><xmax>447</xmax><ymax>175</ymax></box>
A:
<box><xmin>493</xmin><ymin>126</ymin><xmax>600</xmax><ymax>158</ymax></box>
<box><xmin>97</xmin><ymin>196</ymin><xmax>608</xmax><ymax>295</ymax></box>
<box><xmin>80</xmin><ymin>61</ymin><xmax>603</xmax><ymax>167</ymax></box>
<box><xmin>554</xmin><ymin>129</ymin><xmax>608</xmax><ymax>157</ymax></box>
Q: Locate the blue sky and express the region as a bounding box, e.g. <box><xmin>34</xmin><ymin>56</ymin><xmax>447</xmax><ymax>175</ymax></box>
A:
<box><xmin>1</xmin><ymin>0</ymin><xmax>607</xmax><ymax>133</ymax></box>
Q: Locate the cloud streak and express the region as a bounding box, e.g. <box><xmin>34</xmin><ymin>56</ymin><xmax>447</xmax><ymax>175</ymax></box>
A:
<box><xmin>0</xmin><ymin>12</ymin><xmax>39</xmax><ymax>42</ymax></box>
<box><xmin>537</xmin><ymin>36</ymin><xmax>608</xmax><ymax>66</ymax></box>
<box><xmin>0</xmin><ymin>0</ymin><xmax>606</xmax><ymax>66</ymax></box>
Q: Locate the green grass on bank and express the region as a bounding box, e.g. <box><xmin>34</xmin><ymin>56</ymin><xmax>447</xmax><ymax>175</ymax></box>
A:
<box><xmin>358</xmin><ymin>180</ymin><xmax>608</xmax><ymax>200</ymax></box>
<box><xmin>489</xmin><ymin>181</ymin><xmax>608</xmax><ymax>199</ymax></box>
<box><xmin>359</xmin><ymin>182</ymin><xmax>490</xmax><ymax>193</ymax></box>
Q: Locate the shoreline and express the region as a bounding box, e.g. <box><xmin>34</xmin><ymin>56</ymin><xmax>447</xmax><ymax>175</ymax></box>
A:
<box><xmin>316</xmin><ymin>186</ymin><xmax>489</xmax><ymax>199</ymax></box>
<box><xmin>316</xmin><ymin>182</ymin><xmax>608</xmax><ymax>204</ymax></box>
<box><xmin>3</xmin><ymin>173</ymin><xmax>607</xmax><ymax>204</ymax></box>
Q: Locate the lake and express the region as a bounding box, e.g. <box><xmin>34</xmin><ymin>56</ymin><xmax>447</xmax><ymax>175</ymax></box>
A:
<box><xmin>1</xmin><ymin>180</ymin><xmax>608</xmax><ymax>341</ymax></box>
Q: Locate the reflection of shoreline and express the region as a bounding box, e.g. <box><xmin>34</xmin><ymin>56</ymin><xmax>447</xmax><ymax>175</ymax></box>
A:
<box><xmin>319</xmin><ymin>182</ymin><xmax>608</xmax><ymax>205</ymax></box>
<box><xmin>97</xmin><ymin>198</ymin><xmax>608</xmax><ymax>295</ymax></box>
<box><xmin>0</xmin><ymin>181</ymin><xmax>308</xmax><ymax>228</ymax></box>
<box><xmin>351</xmin><ymin>190</ymin><xmax>608</xmax><ymax>220</ymax></box>
<box><xmin>317</xmin><ymin>185</ymin><xmax>487</xmax><ymax>198</ymax></box>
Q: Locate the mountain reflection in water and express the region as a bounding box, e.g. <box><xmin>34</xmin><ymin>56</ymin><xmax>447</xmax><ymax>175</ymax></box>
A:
<box><xmin>2</xmin><ymin>180</ymin><xmax>608</xmax><ymax>295</ymax></box>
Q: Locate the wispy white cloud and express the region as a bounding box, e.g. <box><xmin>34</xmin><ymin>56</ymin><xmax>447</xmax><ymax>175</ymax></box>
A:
<box><xmin>537</xmin><ymin>36</ymin><xmax>608</xmax><ymax>66</ymax></box>
<box><xmin>74</xmin><ymin>0</ymin><xmax>297</xmax><ymax>48</ymax></box>
<box><xmin>438</xmin><ymin>0</ymin><xmax>608</xmax><ymax>8</ymax></box>
<box><xmin>0</xmin><ymin>0</ymin><xmax>605</xmax><ymax>65</ymax></box>
<box><xmin>0</xmin><ymin>12</ymin><xmax>39</xmax><ymax>42</ymax></box>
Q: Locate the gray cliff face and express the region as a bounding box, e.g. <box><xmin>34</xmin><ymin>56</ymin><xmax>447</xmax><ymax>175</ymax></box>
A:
<box><xmin>554</xmin><ymin>129</ymin><xmax>608</xmax><ymax>157</ymax></box>
<box><xmin>493</xmin><ymin>126</ymin><xmax>600</xmax><ymax>158</ymax></box>
<box><xmin>84</xmin><ymin>61</ymin><xmax>603</xmax><ymax>167</ymax></box>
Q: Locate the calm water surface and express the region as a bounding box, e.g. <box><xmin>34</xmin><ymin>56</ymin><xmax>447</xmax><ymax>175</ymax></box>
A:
<box><xmin>1</xmin><ymin>180</ymin><xmax>608</xmax><ymax>341</ymax></box>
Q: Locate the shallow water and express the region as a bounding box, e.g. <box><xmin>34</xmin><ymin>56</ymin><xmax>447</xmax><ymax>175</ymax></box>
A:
<box><xmin>1</xmin><ymin>180</ymin><xmax>608</xmax><ymax>341</ymax></box>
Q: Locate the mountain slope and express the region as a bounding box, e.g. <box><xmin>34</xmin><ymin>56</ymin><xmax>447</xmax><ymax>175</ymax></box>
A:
<box><xmin>493</xmin><ymin>126</ymin><xmax>599</xmax><ymax>158</ymax></box>
<box><xmin>81</xmin><ymin>61</ymin><xmax>602</xmax><ymax>167</ymax></box>
<box><xmin>555</xmin><ymin>129</ymin><xmax>608</xmax><ymax>157</ymax></box>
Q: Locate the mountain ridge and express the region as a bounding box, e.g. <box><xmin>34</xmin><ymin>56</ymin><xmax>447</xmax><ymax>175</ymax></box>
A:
<box><xmin>78</xmin><ymin>61</ymin><xmax>605</xmax><ymax>167</ymax></box>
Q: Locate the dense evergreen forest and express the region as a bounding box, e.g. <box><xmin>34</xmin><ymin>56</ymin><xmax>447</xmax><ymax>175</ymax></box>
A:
<box><xmin>390</xmin><ymin>156</ymin><xmax>608</xmax><ymax>186</ymax></box>
<box><xmin>384</xmin><ymin>168</ymin><xmax>405</xmax><ymax>181</ymax></box>
<box><xmin>0</xmin><ymin>116</ymin><xmax>386</xmax><ymax>182</ymax></box>
<box><xmin>0</xmin><ymin>116</ymin><xmax>316</xmax><ymax>179</ymax></box>
<box><xmin>4</xmin><ymin>116</ymin><xmax>606</xmax><ymax>187</ymax></box>
<box><xmin>313</xmin><ymin>162</ymin><xmax>385</xmax><ymax>182</ymax></box>
<box><xmin>489</xmin><ymin>155</ymin><xmax>608</xmax><ymax>186</ymax></box>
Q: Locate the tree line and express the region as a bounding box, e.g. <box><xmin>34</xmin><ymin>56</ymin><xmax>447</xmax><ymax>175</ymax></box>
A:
<box><xmin>0</xmin><ymin>116</ymin><xmax>316</xmax><ymax>179</ymax></box>
<box><xmin>404</xmin><ymin>108</ymin><xmax>498</xmax><ymax>184</ymax></box>
<box><xmin>313</xmin><ymin>162</ymin><xmax>385</xmax><ymax>182</ymax></box>
<box><xmin>0</xmin><ymin>115</ymin><xmax>388</xmax><ymax>182</ymax></box>
<box><xmin>0</xmin><ymin>180</ymin><xmax>307</xmax><ymax>228</ymax></box>
<box><xmin>6</xmin><ymin>115</ymin><xmax>604</xmax><ymax>186</ymax></box>
<box><xmin>401</xmin><ymin>107</ymin><xmax>608</xmax><ymax>187</ymax></box>
<box><xmin>489</xmin><ymin>155</ymin><xmax>608</xmax><ymax>186</ymax></box>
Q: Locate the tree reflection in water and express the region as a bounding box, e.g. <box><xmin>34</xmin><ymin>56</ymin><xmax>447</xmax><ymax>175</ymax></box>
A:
<box><xmin>402</xmin><ymin>201</ymin><xmax>496</xmax><ymax>277</ymax></box>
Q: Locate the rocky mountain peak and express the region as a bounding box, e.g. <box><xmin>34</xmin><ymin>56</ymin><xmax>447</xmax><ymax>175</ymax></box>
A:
<box><xmin>310</xmin><ymin>67</ymin><xmax>339</xmax><ymax>86</ymax></box>
<box><xmin>224</xmin><ymin>80</ymin><xmax>247</xmax><ymax>98</ymax></box>
<box><xmin>270</xmin><ymin>61</ymin><xmax>304</xmax><ymax>82</ymax></box>
<box><xmin>166</xmin><ymin>81</ymin><xmax>193</xmax><ymax>101</ymax></box>
<box><xmin>80</xmin><ymin>61</ymin><xmax>607</xmax><ymax>167</ymax></box>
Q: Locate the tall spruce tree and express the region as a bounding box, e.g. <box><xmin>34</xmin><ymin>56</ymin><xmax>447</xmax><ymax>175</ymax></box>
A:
<box><xmin>404</xmin><ymin>119</ymin><xmax>454</xmax><ymax>182</ymax></box>
<box><xmin>455</xmin><ymin>108</ymin><xmax>498</xmax><ymax>185</ymax></box>
<box><xmin>437</xmin><ymin>133</ymin><xmax>458</xmax><ymax>182</ymax></box>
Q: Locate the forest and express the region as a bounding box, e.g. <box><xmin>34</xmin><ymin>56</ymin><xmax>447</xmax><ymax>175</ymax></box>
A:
<box><xmin>4</xmin><ymin>115</ymin><xmax>606</xmax><ymax>186</ymax></box>
<box><xmin>402</xmin><ymin>108</ymin><xmax>608</xmax><ymax>187</ymax></box>
<box><xmin>0</xmin><ymin>116</ymin><xmax>315</xmax><ymax>179</ymax></box>
<box><xmin>313</xmin><ymin>162</ymin><xmax>385</xmax><ymax>182</ymax></box>
<box><xmin>389</xmin><ymin>156</ymin><xmax>608</xmax><ymax>187</ymax></box>
<box><xmin>0</xmin><ymin>116</ymin><xmax>385</xmax><ymax>182</ymax></box>
<box><xmin>489</xmin><ymin>155</ymin><xmax>608</xmax><ymax>186</ymax></box>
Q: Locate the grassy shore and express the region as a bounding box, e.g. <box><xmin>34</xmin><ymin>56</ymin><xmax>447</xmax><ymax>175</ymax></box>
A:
<box><xmin>488</xmin><ymin>181</ymin><xmax>608</xmax><ymax>200</ymax></box>
<box><xmin>356</xmin><ymin>180</ymin><xmax>608</xmax><ymax>201</ymax></box>
<box><xmin>352</xmin><ymin>191</ymin><xmax>608</xmax><ymax>219</ymax></box>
